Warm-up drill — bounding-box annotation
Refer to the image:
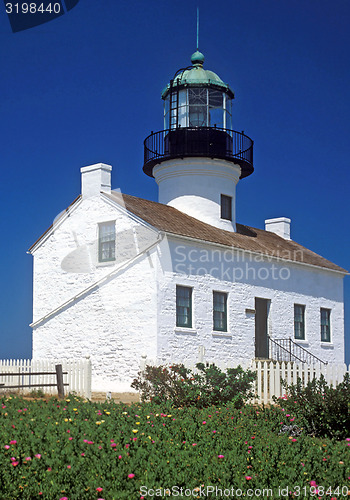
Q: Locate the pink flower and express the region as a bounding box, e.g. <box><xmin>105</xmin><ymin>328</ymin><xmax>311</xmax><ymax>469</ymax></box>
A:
<box><xmin>202</xmin><ymin>421</ymin><xmax>206</xmax><ymax>424</ymax></box>
<box><xmin>128</xmin><ymin>473</ymin><xmax>135</xmax><ymax>479</ymax></box>
<box><xmin>218</xmin><ymin>455</ymin><xmax>224</xmax><ymax>458</ymax></box>
<box><xmin>47</xmin><ymin>467</ymin><xmax>52</xmax><ymax>471</ymax></box>
<box><xmin>212</xmin><ymin>431</ymin><xmax>216</xmax><ymax>434</ymax></box>
<box><xmin>118</xmin><ymin>455</ymin><xmax>122</xmax><ymax>459</ymax></box>
<box><xmin>25</xmin><ymin>457</ymin><xmax>31</xmax><ymax>461</ymax></box>
<box><xmin>35</xmin><ymin>454</ymin><xmax>41</xmax><ymax>459</ymax></box>
<box><xmin>67</xmin><ymin>465</ymin><xmax>71</xmax><ymax>469</ymax></box>
<box><xmin>96</xmin><ymin>487</ymin><xmax>103</xmax><ymax>492</ymax></box>
<box><xmin>346</xmin><ymin>438</ymin><xmax>350</xmax><ymax>441</ymax></box>
<box><xmin>68</xmin><ymin>437</ymin><xmax>73</xmax><ymax>441</ymax></box>
<box><xmin>111</xmin><ymin>443</ymin><xmax>117</xmax><ymax>447</ymax></box>
<box><xmin>12</xmin><ymin>461</ymin><xmax>19</xmax><ymax>467</ymax></box>
<box><xmin>4</xmin><ymin>445</ymin><xmax>10</xmax><ymax>449</ymax></box>
<box><xmin>310</xmin><ymin>481</ymin><xmax>317</xmax><ymax>487</ymax></box>
<box><xmin>292</xmin><ymin>438</ymin><xmax>297</xmax><ymax>442</ymax></box>
<box><xmin>192</xmin><ymin>443</ymin><xmax>197</xmax><ymax>446</ymax></box>
<box><xmin>81</xmin><ymin>453</ymin><xmax>85</xmax><ymax>456</ymax></box>
<box><xmin>10</xmin><ymin>440</ymin><xmax>17</xmax><ymax>445</ymax></box>
<box><xmin>59</xmin><ymin>498</ymin><xmax>68</xmax><ymax>500</ymax></box>
<box><xmin>245</xmin><ymin>476</ymin><xmax>252</xmax><ymax>480</ymax></box>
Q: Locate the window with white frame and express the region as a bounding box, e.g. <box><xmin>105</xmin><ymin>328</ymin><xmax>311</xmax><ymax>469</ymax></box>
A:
<box><xmin>294</xmin><ymin>304</ymin><xmax>305</xmax><ymax>340</ymax></box>
<box><xmin>98</xmin><ymin>221</ymin><xmax>116</xmax><ymax>262</ymax></box>
<box><xmin>213</xmin><ymin>291</ymin><xmax>227</xmax><ymax>332</ymax></box>
<box><xmin>320</xmin><ymin>308</ymin><xmax>331</xmax><ymax>342</ymax></box>
<box><xmin>221</xmin><ymin>194</ymin><xmax>232</xmax><ymax>221</ymax></box>
<box><xmin>176</xmin><ymin>286</ymin><xmax>192</xmax><ymax>328</ymax></box>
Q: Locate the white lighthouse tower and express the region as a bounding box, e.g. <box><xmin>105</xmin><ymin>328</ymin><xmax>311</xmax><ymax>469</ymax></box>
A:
<box><xmin>143</xmin><ymin>50</ymin><xmax>254</xmax><ymax>232</ymax></box>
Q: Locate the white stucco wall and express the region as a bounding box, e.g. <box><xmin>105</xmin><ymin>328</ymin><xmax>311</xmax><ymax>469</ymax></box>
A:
<box><xmin>153</xmin><ymin>157</ymin><xmax>241</xmax><ymax>232</ymax></box>
<box><xmin>156</xmin><ymin>236</ymin><xmax>345</xmax><ymax>366</ymax></box>
<box><xmin>31</xmin><ymin>194</ymin><xmax>160</xmax><ymax>391</ymax></box>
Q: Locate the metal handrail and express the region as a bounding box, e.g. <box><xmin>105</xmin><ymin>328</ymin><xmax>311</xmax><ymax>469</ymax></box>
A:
<box><xmin>143</xmin><ymin>127</ymin><xmax>254</xmax><ymax>177</ymax></box>
<box><xmin>269</xmin><ymin>336</ymin><xmax>327</xmax><ymax>366</ymax></box>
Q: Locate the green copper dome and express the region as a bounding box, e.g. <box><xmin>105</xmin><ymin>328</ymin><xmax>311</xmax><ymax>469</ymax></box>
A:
<box><xmin>161</xmin><ymin>51</ymin><xmax>235</xmax><ymax>100</ymax></box>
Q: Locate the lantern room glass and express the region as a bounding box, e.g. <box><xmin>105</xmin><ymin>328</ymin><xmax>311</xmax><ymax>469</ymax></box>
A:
<box><xmin>164</xmin><ymin>88</ymin><xmax>232</xmax><ymax>131</ymax></box>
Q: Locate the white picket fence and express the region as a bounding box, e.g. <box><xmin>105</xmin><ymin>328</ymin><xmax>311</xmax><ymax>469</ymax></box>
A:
<box><xmin>0</xmin><ymin>358</ymin><xmax>92</xmax><ymax>399</ymax></box>
<box><xmin>140</xmin><ymin>355</ymin><xmax>350</xmax><ymax>404</ymax></box>
<box><xmin>252</xmin><ymin>360</ymin><xmax>349</xmax><ymax>404</ymax></box>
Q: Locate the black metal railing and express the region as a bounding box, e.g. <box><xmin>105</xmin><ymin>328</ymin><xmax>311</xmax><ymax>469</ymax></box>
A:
<box><xmin>143</xmin><ymin>127</ymin><xmax>253</xmax><ymax>178</ymax></box>
<box><xmin>269</xmin><ymin>337</ymin><xmax>327</xmax><ymax>366</ymax></box>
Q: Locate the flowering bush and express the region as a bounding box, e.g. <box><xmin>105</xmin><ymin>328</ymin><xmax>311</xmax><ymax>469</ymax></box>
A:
<box><xmin>131</xmin><ymin>363</ymin><xmax>256</xmax><ymax>408</ymax></box>
<box><xmin>273</xmin><ymin>373</ymin><xmax>350</xmax><ymax>440</ymax></box>
<box><xmin>0</xmin><ymin>395</ymin><xmax>348</xmax><ymax>498</ymax></box>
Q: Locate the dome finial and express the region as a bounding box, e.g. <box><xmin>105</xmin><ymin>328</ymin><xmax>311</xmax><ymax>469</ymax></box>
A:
<box><xmin>191</xmin><ymin>50</ymin><xmax>205</xmax><ymax>66</ymax></box>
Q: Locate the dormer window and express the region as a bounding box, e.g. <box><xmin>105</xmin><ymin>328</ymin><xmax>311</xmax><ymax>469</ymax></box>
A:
<box><xmin>98</xmin><ymin>221</ymin><xmax>116</xmax><ymax>262</ymax></box>
<box><xmin>221</xmin><ymin>194</ymin><xmax>232</xmax><ymax>221</ymax></box>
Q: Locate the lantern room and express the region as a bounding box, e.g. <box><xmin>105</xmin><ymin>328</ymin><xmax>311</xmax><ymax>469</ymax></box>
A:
<box><xmin>163</xmin><ymin>50</ymin><xmax>234</xmax><ymax>131</ymax></box>
<box><xmin>143</xmin><ymin>51</ymin><xmax>254</xmax><ymax>179</ymax></box>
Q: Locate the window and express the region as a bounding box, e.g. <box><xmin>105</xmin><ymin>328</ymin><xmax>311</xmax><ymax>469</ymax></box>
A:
<box><xmin>176</xmin><ymin>286</ymin><xmax>192</xmax><ymax>328</ymax></box>
<box><xmin>294</xmin><ymin>304</ymin><xmax>305</xmax><ymax>340</ymax></box>
<box><xmin>221</xmin><ymin>194</ymin><xmax>232</xmax><ymax>221</ymax></box>
<box><xmin>98</xmin><ymin>221</ymin><xmax>116</xmax><ymax>262</ymax></box>
<box><xmin>320</xmin><ymin>308</ymin><xmax>331</xmax><ymax>342</ymax></box>
<box><xmin>189</xmin><ymin>88</ymin><xmax>208</xmax><ymax>127</ymax></box>
<box><xmin>213</xmin><ymin>291</ymin><xmax>227</xmax><ymax>332</ymax></box>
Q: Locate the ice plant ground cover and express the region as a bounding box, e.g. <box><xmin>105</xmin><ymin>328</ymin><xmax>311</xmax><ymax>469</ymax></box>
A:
<box><xmin>0</xmin><ymin>395</ymin><xmax>349</xmax><ymax>499</ymax></box>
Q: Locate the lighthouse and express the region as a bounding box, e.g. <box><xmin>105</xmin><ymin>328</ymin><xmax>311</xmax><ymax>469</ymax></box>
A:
<box><xmin>143</xmin><ymin>50</ymin><xmax>254</xmax><ymax>232</ymax></box>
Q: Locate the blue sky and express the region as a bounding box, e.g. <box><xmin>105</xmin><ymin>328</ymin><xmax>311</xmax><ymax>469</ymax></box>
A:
<box><xmin>0</xmin><ymin>0</ymin><xmax>349</xmax><ymax>362</ymax></box>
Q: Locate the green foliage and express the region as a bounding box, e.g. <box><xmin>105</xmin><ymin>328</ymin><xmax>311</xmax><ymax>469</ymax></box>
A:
<box><xmin>0</xmin><ymin>395</ymin><xmax>349</xmax><ymax>498</ymax></box>
<box><xmin>131</xmin><ymin>363</ymin><xmax>256</xmax><ymax>408</ymax></box>
<box><xmin>29</xmin><ymin>388</ymin><xmax>45</xmax><ymax>398</ymax></box>
<box><xmin>273</xmin><ymin>373</ymin><xmax>350</xmax><ymax>440</ymax></box>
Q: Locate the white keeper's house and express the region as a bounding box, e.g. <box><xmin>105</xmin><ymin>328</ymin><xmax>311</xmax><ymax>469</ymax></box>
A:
<box><xmin>29</xmin><ymin>50</ymin><xmax>347</xmax><ymax>392</ymax></box>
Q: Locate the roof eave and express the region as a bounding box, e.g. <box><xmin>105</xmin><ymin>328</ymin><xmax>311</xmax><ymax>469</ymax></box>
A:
<box><xmin>27</xmin><ymin>195</ymin><xmax>82</xmax><ymax>254</ymax></box>
<box><xmin>161</xmin><ymin>231</ymin><xmax>348</xmax><ymax>276</ymax></box>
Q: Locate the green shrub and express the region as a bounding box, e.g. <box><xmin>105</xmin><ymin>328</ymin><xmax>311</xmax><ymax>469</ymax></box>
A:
<box><xmin>30</xmin><ymin>388</ymin><xmax>45</xmax><ymax>398</ymax></box>
<box><xmin>131</xmin><ymin>363</ymin><xmax>256</xmax><ymax>408</ymax></box>
<box><xmin>273</xmin><ymin>373</ymin><xmax>350</xmax><ymax>440</ymax></box>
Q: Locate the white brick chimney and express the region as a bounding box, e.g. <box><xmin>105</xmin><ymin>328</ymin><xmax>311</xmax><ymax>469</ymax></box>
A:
<box><xmin>265</xmin><ymin>217</ymin><xmax>291</xmax><ymax>240</ymax></box>
<box><xmin>80</xmin><ymin>163</ymin><xmax>112</xmax><ymax>198</ymax></box>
